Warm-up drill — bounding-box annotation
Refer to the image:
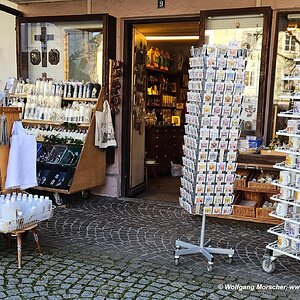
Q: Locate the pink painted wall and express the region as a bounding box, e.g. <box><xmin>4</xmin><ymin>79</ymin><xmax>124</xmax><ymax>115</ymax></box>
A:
<box><xmin>17</xmin><ymin>0</ymin><xmax>300</xmax><ymax>197</ymax></box>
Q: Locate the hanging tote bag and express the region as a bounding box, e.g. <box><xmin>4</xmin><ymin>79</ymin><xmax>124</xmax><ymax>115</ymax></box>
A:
<box><xmin>5</xmin><ymin>121</ymin><xmax>37</xmax><ymax>190</ymax></box>
<box><xmin>95</xmin><ymin>100</ymin><xmax>117</xmax><ymax>148</ymax></box>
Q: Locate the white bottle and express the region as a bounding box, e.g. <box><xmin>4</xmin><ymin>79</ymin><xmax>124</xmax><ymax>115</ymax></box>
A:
<box><xmin>2</xmin><ymin>200</ymin><xmax>16</xmax><ymax>223</ymax></box>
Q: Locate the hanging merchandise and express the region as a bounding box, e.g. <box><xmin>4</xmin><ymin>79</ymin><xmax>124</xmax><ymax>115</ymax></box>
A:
<box><xmin>95</xmin><ymin>100</ymin><xmax>117</xmax><ymax>148</ymax></box>
<box><xmin>5</xmin><ymin>121</ymin><xmax>37</xmax><ymax>190</ymax></box>
<box><xmin>110</xmin><ymin>59</ymin><xmax>123</xmax><ymax>114</ymax></box>
<box><xmin>0</xmin><ymin>114</ymin><xmax>8</xmax><ymax>146</ymax></box>
<box><xmin>174</xmin><ymin>44</ymin><xmax>247</xmax><ymax>271</ymax></box>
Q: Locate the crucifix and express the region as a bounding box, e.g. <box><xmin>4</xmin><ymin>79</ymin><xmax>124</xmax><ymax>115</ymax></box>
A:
<box><xmin>34</xmin><ymin>26</ymin><xmax>54</xmax><ymax>67</ymax></box>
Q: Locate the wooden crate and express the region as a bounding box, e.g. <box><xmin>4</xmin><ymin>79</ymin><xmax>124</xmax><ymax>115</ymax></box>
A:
<box><xmin>234</xmin><ymin>169</ymin><xmax>252</xmax><ymax>188</ymax></box>
<box><xmin>234</xmin><ymin>178</ymin><xmax>247</xmax><ymax>188</ymax></box>
<box><xmin>248</xmin><ymin>181</ymin><xmax>278</xmax><ymax>190</ymax></box>
<box><xmin>256</xmin><ymin>207</ymin><xmax>274</xmax><ymax>220</ymax></box>
<box><xmin>232</xmin><ymin>193</ymin><xmax>262</xmax><ymax>218</ymax></box>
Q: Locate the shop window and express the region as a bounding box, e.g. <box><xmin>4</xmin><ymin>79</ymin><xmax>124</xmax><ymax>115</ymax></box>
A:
<box><xmin>200</xmin><ymin>7</ymin><xmax>272</xmax><ymax>135</ymax></box>
<box><xmin>284</xmin><ymin>33</ymin><xmax>296</xmax><ymax>53</ymax></box>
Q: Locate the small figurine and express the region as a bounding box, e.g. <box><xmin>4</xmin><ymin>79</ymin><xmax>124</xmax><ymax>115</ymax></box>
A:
<box><xmin>153</xmin><ymin>48</ymin><xmax>160</xmax><ymax>68</ymax></box>
<box><xmin>146</xmin><ymin>47</ymin><xmax>154</xmax><ymax>68</ymax></box>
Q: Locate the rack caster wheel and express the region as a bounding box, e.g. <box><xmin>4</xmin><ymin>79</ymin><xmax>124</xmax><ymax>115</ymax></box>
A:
<box><xmin>227</xmin><ymin>256</ymin><xmax>233</xmax><ymax>264</ymax></box>
<box><xmin>175</xmin><ymin>245</ymin><xmax>182</xmax><ymax>250</ymax></box>
<box><xmin>53</xmin><ymin>192</ymin><xmax>64</xmax><ymax>206</ymax></box>
<box><xmin>174</xmin><ymin>258</ymin><xmax>179</xmax><ymax>266</ymax></box>
<box><xmin>262</xmin><ymin>257</ymin><xmax>276</xmax><ymax>274</ymax></box>
<box><xmin>207</xmin><ymin>264</ymin><xmax>213</xmax><ymax>272</ymax></box>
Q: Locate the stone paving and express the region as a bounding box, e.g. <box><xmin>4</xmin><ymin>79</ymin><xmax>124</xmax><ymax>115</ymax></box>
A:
<box><xmin>0</xmin><ymin>196</ymin><xmax>299</xmax><ymax>299</ymax></box>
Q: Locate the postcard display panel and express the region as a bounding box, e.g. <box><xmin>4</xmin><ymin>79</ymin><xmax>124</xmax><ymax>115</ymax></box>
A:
<box><xmin>174</xmin><ymin>45</ymin><xmax>247</xmax><ymax>270</ymax></box>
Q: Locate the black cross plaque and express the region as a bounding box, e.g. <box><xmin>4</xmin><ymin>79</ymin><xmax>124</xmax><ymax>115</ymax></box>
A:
<box><xmin>34</xmin><ymin>26</ymin><xmax>54</xmax><ymax>67</ymax></box>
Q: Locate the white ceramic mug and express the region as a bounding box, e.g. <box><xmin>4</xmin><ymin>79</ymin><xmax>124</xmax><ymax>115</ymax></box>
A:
<box><xmin>295</xmin><ymin>174</ymin><xmax>300</xmax><ymax>188</ymax></box>
<box><xmin>278</xmin><ymin>236</ymin><xmax>290</xmax><ymax>249</ymax></box>
<box><xmin>279</xmin><ymin>171</ymin><xmax>291</xmax><ymax>185</ymax></box>
<box><xmin>291</xmin><ymin>137</ymin><xmax>300</xmax><ymax>151</ymax></box>
<box><xmin>286</xmin><ymin>154</ymin><xmax>296</xmax><ymax>168</ymax></box>
<box><xmin>276</xmin><ymin>202</ymin><xmax>289</xmax><ymax>217</ymax></box>
<box><xmin>295</xmin><ymin>191</ymin><xmax>300</xmax><ymax>203</ymax></box>
<box><xmin>280</xmin><ymin>188</ymin><xmax>292</xmax><ymax>200</ymax></box>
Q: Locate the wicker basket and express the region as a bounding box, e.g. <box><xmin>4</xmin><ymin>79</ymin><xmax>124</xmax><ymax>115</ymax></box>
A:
<box><xmin>256</xmin><ymin>207</ymin><xmax>274</xmax><ymax>219</ymax></box>
<box><xmin>234</xmin><ymin>170</ymin><xmax>251</xmax><ymax>188</ymax></box>
<box><xmin>232</xmin><ymin>193</ymin><xmax>262</xmax><ymax>218</ymax></box>
<box><xmin>248</xmin><ymin>181</ymin><xmax>278</xmax><ymax>190</ymax></box>
<box><xmin>234</xmin><ymin>178</ymin><xmax>247</xmax><ymax>188</ymax></box>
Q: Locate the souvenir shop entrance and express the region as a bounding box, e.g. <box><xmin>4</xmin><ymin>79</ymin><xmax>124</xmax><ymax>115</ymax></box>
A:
<box><xmin>122</xmin><ymin>16</ymin><xmax>200</xmax><ymax>201</ymax></box>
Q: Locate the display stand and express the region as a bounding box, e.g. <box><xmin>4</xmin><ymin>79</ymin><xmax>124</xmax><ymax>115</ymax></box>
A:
<box><xmin>262</xmin><ymin>58</ymin><xmax>300</xmax><ymax>273</ymax></box>
<box><xmin>8</xmin><ymin>89</ymin><xmax>107</xmax><ymax>205</ymax></box>
<box><xmin>175</xmin><ymin>45</ymin><xmax>247</xmax><ymax>271</ymax></box>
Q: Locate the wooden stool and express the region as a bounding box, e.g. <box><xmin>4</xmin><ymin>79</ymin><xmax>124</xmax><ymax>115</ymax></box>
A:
<box><xmin>10</xmin><ymin>224</ymin><xmax>42</xmax><ymax>268</ymax></box>
<box><xmin>145</xmin><ymin>161</ymin><xmax>159</xmax><ymax>191</ymax></box>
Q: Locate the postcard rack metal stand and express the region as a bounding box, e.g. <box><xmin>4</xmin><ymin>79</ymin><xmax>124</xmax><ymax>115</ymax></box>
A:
<box><xmin>174</xmin><ymin>209</ymin><xmax>234</xmax><ymax>272</ymax></box>
<box><xmin>175</xmin><ymin>45</ymin><xmax>247</xmax><ymax>271</ymax></box>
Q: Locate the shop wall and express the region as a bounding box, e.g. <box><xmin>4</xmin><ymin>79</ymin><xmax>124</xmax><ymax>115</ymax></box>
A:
<box><xmin>17</xmin><ymin>0</ymin><xmax>300</xmax><ymax>197</ymax></box>
<box><xmin>0</xmin><ymin>0</ymin><xmax>18</xmax><ymax>91</ymax></box>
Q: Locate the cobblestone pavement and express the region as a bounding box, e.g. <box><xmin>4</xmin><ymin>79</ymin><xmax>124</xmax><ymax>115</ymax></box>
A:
<box><xmin>0</xmin><ymin>196</ymin><xmax>299</xmax><ymax>299</ymax></box>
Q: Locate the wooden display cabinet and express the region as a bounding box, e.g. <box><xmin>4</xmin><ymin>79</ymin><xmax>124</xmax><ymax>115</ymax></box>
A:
<box><xmin>145</xmin><ymin>126</ymin><xmax>184</xmax><ymax>176</ymax></box>
<box><xmin>146</xmin><ymin>68</ymin><xmax>184</xmax><ymax>126</ymax></box>
<box><xmin>20</xmin><ymin>91</ymin><xmax>106</xmax><ymax>205</ymax></box>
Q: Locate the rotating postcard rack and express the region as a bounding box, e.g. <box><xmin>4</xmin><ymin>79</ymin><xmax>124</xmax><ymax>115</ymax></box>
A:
<box><xmin>174</xmin><ymin>44</ymin><xmax>247</xmax><ymax>272</ymax></box>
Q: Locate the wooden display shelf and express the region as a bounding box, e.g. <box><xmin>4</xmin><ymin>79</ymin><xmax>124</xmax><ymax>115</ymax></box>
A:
<box><xmin>62</xmin><ymin>97</ymin><xmax>98</xmax><ymax>102</ymax></box>
<box><xmin>234</xmin><ymin>186</ymin><xmax>278</xmax><ymax>194</ymax></box>
<box><xmin>9</xmin><ymin>94</ymin><xmax>98</xmax><ymax>102</ymax></box>
<box><xmin>146</xmin><ymin>67</ymin><xmax>180</xmax><ymax>76</ymax></box>
<box><xmin>31</xmin><ymin>90</ymin><xmax>106</xmax><ymax>197</ymax></box>
<box><xmin>22</xmin><ymin>119</ymin><xmax>64</xmax><ymax>126</ymax></box>
<box><xmin>207</xmin><ymin>214</ymin><xmax>281</xmax><ymax>225</ymax></box>
<box><xmin>34</xmin><ymin>186</ymin><xmax>71</xmax><ymax>194</ymax></box>
<box><xmin>9</xmin><ymin>94</ymin><xmax>27</xmax><ymax>98</ymax></box>
<box><xmin>22</xmin><ymin>119</ymin><xmax>91</xmax><ymax>128</ymax></box>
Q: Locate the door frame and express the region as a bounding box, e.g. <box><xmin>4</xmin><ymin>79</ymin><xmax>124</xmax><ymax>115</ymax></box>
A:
<box><xmin>122</xmin><ymin>16</ymin><xmax>200</xmax><ymax>197</ymax></box>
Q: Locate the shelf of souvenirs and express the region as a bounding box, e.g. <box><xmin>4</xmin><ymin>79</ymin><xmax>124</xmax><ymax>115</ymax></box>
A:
<box><xmin>269</xmin><ymin>212</ymin><xmax>300</xmax><ymax>225</ymax></box>
<box><xmin>22</xmin><ymin>119</ymin><xmax>90</xmax><ymax>128</ymax></box>
<box><xmin>8</xmin><ymin>94</ymin><xmax>98</xmax><ymax>102</ymax></box>
<box><xmin>266</xmin><ymin>241</ymin><xmax>300</xmax><ymax>261</ymax></box>
<box><xmin>147</xmin><ymin>105</ymin><xmax>177</xmax><ymax>109</ymax></box>
<box><xmin>146</xmin><ymin>67</ymin><xmax>182</xmax><ymax>76</ymax></box>
<box><xmin>277</xmin><ymin>110</ymin><xmax>300</xmax><ymax>118</ymax></box>
<box><xmin>273</xmin><ymin>162</ymin><xmax>300</xmax><ymax>174</ymax></box>
<box><xmin>268</xmin><ymin>223</ymin><xmax>300</xmax><ymax>242</ymax></box>
<box><xmin>272</xmin><ymin>180</ymin><xmax>300</xmax><ymax>193</ymax></box>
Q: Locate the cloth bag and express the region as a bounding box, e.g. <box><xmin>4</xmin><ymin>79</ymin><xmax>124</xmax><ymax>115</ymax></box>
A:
<box><xmin>5</xmin><ymin>121</ymin><xmax>37</xmax><ymax>190</ymax></box>
<box><xmin>95</xmin><ymin>100</ymin><xmax>117</xmax><ymax>148</ymax></box>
